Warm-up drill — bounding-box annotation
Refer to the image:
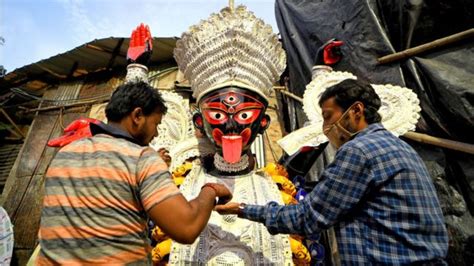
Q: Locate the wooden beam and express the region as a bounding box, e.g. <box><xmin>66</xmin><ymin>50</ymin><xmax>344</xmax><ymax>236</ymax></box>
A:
<box><xmin>22</xmin><ymin>98</ymin><xmax>108</xmax><ymax>113</ymax></box>
<box><xmin>279</xmin><ymin>89</ymin><xmax>303</xmax><ymax>102</ymax></box>
<box><xmin>403</xmin><ymin>131</ymin><xmax>474</xmax><ymax>155</ymax></box>
<box><xmin>86</xmin><ymin>44</ymin><xmax>126</xmax><ymax>58</ymax></box>
<box><xmin>35</xmin><ymin>64</ymin><xmax>67</xmax><ymax>79</ymax></box>
<box><xmin>377</xmin><ymin>28</ymin><xmax>474</xmax><ymax>65</ymax></box>
<box><xmin>67</xmin><ymin>61</ymin><xmax>79</xmax><ymax>79</ymax></box>
<box><xmin>273</xmin><ymin>88</ymin><xmax>474</xmax><ymax>155</ymax></box>
<box><xmin>106</xmin><ymin>38</ymin><xmax>125</xmax><ymax>70</ymax></box>
<box><xmin>0</xmin><ymin>108</ymin><xmax>25</xmax><ymax>138</ymax></box>
<box><xmin>86</xmin><ymin>44</ymin><xmax>113</xmax><ymax>54</ymax></box>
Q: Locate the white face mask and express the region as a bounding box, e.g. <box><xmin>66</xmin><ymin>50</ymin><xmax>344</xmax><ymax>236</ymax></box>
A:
<box><xmin>323</xmin><ymin>102</ymin><xmax>361</xmax><ymax>149</ymax></box>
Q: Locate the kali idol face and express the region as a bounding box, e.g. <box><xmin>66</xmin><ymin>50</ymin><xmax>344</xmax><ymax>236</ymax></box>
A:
<box><xmin>193</xmin><ymin>87</ymin><xmax>270</xmax><ymax>164</ymax></box>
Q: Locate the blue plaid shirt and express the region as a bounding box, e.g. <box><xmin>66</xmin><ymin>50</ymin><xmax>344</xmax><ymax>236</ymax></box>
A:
<box><xmin>243</xmin><ymin>123</ymin><xmax>448</xmax><ymax>264</ymax></box>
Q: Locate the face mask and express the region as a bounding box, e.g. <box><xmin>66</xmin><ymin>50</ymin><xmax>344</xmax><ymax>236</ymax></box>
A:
<box><xmin>323</xmin><ymin>102</ymin><xmax>361</xmax><ymax>149</ymax></box>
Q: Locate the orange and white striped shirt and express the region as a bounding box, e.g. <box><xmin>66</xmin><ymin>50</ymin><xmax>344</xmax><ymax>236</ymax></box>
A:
<box><xmin>37</xmin><ymin>124</ymin><xmax>180</xmax><ymax>265</ymax></box>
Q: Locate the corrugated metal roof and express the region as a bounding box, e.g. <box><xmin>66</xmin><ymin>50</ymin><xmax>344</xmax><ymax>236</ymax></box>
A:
<box><xmin>0</xmin><ymin>37</ymin><xmax>178</xmax><ymax>92</ymax></box>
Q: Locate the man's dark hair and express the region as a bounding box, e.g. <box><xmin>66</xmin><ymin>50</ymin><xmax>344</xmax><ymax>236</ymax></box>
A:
<box><xmin>105</xmin><ymin>81</ymin><xmax>167</xmax><ymax>122</ymax></box>
<box><xmin>318</xmin><ymin>79</ymin><xmax>382</xmax><ymax>124</ymax></box>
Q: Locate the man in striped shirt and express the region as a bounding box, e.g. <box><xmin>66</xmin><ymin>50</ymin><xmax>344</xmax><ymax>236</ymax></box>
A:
<box><xmin>37</xmin><ymin>81</ymin><xmax>232</xmax><ymax>265</ymax></box>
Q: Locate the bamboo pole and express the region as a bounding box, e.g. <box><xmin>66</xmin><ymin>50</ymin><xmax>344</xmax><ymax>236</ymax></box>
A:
<box><xmin>377</xmin><ymin>28</ymin><xmax>474</xmax><ymax>65</ymax></box>
<box><xmin>403</xmin><ymin>131</ymin><xmax>474</xmax><ymax>155</ymax></box>
<box><xmin>35</xmin><ymin>64</ymin><xmax>67</xmax><ymax>79</ymax></box>
<box><xmin>86</xmin><ymin>44</ymin><xmax>115</xmax><ymax>55</ymax></box>
<box><xmin>21</xmin><ymin>85</ymin><xmax>182</xmax><ymax>114</ymax></box>
<box><xmin>22</xmin><ymin>98</ymin><xmax>109</xmax><ymax>113</ymax></box>
<box><xmin>279</xmin><ymin>89</ymin><xmax>303</xmax><ymax>102</ymax></box>
<box><xmin>273</xmin><ymin>88</ymin><xmax>474</xmax><ymax>155</ymax></box>
<box><xmin>0</xmin><ymin>108</ymin><xmax>26</xmax><ymax>138</ymax></box>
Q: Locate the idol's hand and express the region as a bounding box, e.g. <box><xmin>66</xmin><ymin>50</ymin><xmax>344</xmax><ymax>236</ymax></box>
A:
<box><xmin>127</xmin><ymin>23</ymin><xmax>153</xmax><ymax>66</ymax></box>
<box><xmin>47</xmin><ymin>118</ymin><xmax>101</xmax><ymax>147</ymax></box>
<box><xmin>315</xmin><ymin>38</ymin><xmax>344</xmax><ymax>65</ymax></box>
<box><xmin>158</xmin><ymin>148</ymin><xmax>171</xmax><ymax>167</ymax></box>
<box><xmin>214</xmin><ymin>202</ymin><xmax>241</xmax><ymax>215</ymax></box>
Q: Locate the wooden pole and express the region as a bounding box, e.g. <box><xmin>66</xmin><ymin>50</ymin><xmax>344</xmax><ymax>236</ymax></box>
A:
<box><xmin>21</xmin><ymin>85</ymin><xmax>182</xmax><ymax>114</ymax></box>
<box><xmin>403</xmin><ymin>131</ymin><xmax>474</xmax><ymax>155</ymax></box>
<box><xmin>377</xmin><ymin>28</ymin><xmax>474</xmax><ymax>65</ymax></box>
<box><xmin>0</xmin><ymin>108</ymin><xmax>25</xmax><ymax>138</ymax></box>
<box><xmin>22</xmin><ymin>98</ymin><xmax>109</xmax><ymax>113</ymax></box>
<box><xmin>273</xmin><ymin>88</ymin><xmax>474</xmax><ymax>155</ymax></box>
<box><xmin>279</xmin><ymin>89</ymin><xmax>303</xmax><ymax>102</ymax></box>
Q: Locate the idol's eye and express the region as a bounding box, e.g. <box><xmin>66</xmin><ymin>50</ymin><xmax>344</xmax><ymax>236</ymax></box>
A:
<box><xmin>210</xmin><ymin>111</ymin><xmax>224</xmax><ymax>120</ymax></box>
<box><xmin>203</xmin><ymin>110</ymin><xmax>228</xmax><ymax>125</ymax></box>
<box><xmin>234</xmin><ymin>109</ymin><xmax>261</xmax><ymax>124</ymax></box>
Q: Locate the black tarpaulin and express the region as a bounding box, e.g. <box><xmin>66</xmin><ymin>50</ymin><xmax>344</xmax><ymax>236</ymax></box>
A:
<box><xmin>274</xmin><ymin>0</ymin><xmax>474</xmax><ymax>190</ymax></box>
<box><xmin>275</xmin><ymin>0</ymin><xmax>474</xmax><ymax>263</ymax></box>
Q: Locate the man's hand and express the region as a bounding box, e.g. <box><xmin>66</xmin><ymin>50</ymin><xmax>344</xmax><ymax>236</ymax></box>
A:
<box><xmin>315</xmin><ymin>38</ymin><xmax>344</xmax><ymax>65</ymax></box>
<box><xmin>201</xmin><ymin>183</ymin><xmax>233</xmax><ymax>205</ymax></box>
<box><xmin>47</xmin><ymin>118</ymin><xmax>101</xmax><ymax>147</ymax></box>
<box><xmin>127</xmin><ymin>23</ymin><xmax>153</xmax><ymax>66</ymax></box>
<box><xmin>214</xmin><ymin>202</ymin><xmax>241</xmax><ymax>215</ymax></box>
<box><xmin>148</xmin><ymin>183</ymin><xmax>233</xmax><ymax>244</ymax></box>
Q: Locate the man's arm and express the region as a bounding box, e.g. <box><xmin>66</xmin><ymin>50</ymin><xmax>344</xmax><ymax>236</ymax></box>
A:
<box><xmin>148</xmin><ymin>186</ymin><xmax>226</xmax><ymax>244</ymax></box>
<box><xmin>137</xmin><ymin>149</ymin><xmax>231</xmax><ymax>244</ymax></box>
<box><xmin>217</xmin><ymin>145</ymin><xmax>372</xmax><ymax>238</ymax></box>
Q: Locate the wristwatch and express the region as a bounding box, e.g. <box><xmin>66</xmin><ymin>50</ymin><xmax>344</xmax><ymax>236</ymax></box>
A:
<box><xmin>237</xmin><ymin>203</ymin><xmax>247</xmax><ymax>218</ymax></box>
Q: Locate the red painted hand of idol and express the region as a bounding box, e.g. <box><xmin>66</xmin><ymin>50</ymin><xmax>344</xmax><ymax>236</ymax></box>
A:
<box><xmin>47</xmin><ymin>118</ymin><xmax>101</xmax><ymax>147</ymax></box>
<box><xmin>127</xmin><ymin>23</ymin><xmax>153</xmax><ymax>65</ymax></box>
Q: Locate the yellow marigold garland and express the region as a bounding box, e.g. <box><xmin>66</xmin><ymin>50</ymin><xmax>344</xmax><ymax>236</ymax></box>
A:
<box><xmin>263</xmin><ymin>163</ymin><xmax>311</xmax><ymax>265</ymax></box>
<box><xmin>151</xmin><ymin>162</ymin><xmax>194</xmax><ymax>264</ymax></box>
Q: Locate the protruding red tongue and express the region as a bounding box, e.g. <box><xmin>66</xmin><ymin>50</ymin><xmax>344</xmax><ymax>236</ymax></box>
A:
<box><xmin>222</xmin><ymin>135</ymin><xmax>242</xmax><ymax>163</ymax></box>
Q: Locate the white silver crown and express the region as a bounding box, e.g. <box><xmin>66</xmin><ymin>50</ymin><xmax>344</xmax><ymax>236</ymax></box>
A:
<box><xmin>174</xmin><ymin>5</ymin><xmax>286</xmax><ymax>102</ymax></box>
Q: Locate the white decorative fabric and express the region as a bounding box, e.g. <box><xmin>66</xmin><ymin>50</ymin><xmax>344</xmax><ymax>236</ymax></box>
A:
<box><xmin>0</xmin><ymin>207</ymin><xmax>13</xmax><ymax>265</ymax></box>
<box><xmin>278</xmin><ymin>70</ymin><xmax>421</xmax><ymax>156</ymax></box>
<box><xmin>149</xmin><ymin>91</ymin><xmax>201</xmax><ymax>169</ymax></box>
<box><xmin>169</xmin><ymin>162</ymin><xmax>293</xmax><ymax>265</ymax></box>
<box><xmin>168</xmin><ymin>137</ymin><xmax>215</xmax><ymax>171</ymax></box>
<box><xmin>173</xmin><ymin>5</ymin><xmax>286</xmax><ymax>102</ymax></box>
<box><xmin>125</xmin><ymin>63</ymin><xmax>149</xmax><ymax>84</ymax></box>
<box><xmin>303</xmin><ymin>71</ymin><xmax>357</xmax><ymax>125</ymax></box>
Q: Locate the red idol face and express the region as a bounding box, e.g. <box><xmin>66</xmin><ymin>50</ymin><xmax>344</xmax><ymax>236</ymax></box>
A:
<box><xmin>193</xmin><ymin>87</ymin><xmax>270</xmax><ymax>164</ymax></box>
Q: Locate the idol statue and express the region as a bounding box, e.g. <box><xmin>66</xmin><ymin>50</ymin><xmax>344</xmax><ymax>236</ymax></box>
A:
<box><xmin>167</xmin><ymin>5</ymin><xmax>293</xmax><ymax>265</ymax></box>
<box><xmin>44</xmin><ymin>7</ymin><xmax>310</xmax><ymax>263</ymax></box>
<box><xmin>126</xmin><ymin>4</ymin><xmax>304</xmax><ymax>265</ymax></box>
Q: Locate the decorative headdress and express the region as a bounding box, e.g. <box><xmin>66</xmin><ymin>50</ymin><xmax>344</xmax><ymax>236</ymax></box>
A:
<box><xmin>278</xmin><ymin>68</ymin><xmax>421</xmax><ymax>155</ymax></box>
<box><xmin>173</xmin><ymin>5</ymin><xmax>286</xmax><ymax>102</ymax></box>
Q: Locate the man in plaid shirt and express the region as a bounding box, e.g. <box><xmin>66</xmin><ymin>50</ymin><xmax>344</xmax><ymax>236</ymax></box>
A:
<box><xmin>216</xmin><ymin>79</ymin><xmax>448</xmax><ymax>265</ymax></box>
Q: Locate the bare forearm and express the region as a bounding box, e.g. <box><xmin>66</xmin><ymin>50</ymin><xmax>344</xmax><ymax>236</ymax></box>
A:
<box><xmin>184</xmin><ymin>188</ymin><xmax>217</xmax><ymax>236</ymax></box>
<box><xmin>149</xmin><ymin>183</ymin><xmax>232</xmax><ymax>244</ymax></box>
<box><xmin>152</xmin><ymin>188</ymin><xmax>216</xmax><ymax>244</ymax></box>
